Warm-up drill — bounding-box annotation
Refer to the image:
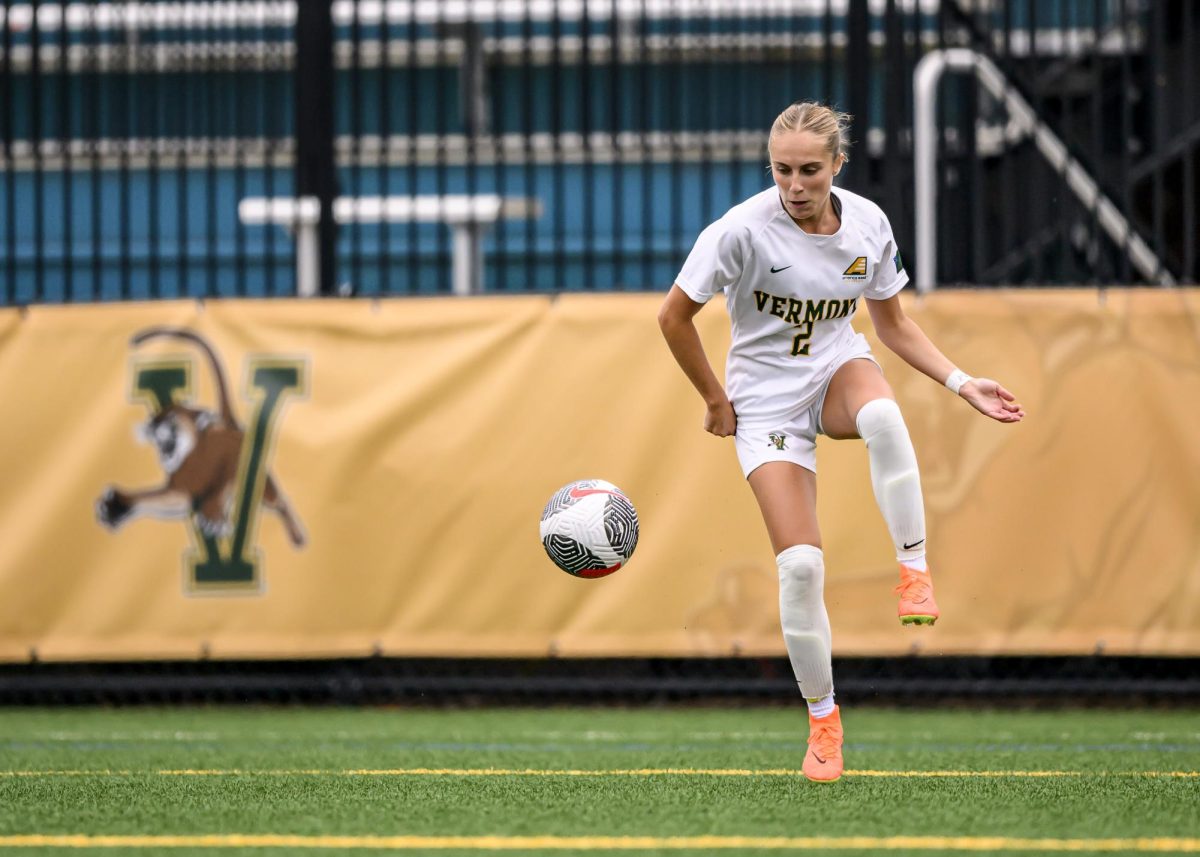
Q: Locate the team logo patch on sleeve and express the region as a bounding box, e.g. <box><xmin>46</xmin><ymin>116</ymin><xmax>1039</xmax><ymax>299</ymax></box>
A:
<box><xmin>842</xmin><ymin>256</ymin><xmax>868</xmax><ymax>279</ymax></box>
<box><xmin>894</xmin><ymin>250</ymin><xmax>904</xmax><ymax>273</ymax></box>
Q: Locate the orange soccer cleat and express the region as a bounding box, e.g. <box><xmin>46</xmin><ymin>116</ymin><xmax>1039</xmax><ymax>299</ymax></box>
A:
<box><xmin>802</xmin><ymin>706</ymin><xmax>844</xmax><ymax>783</ymax></box>
<box><xmin>895</xmin><ymin>565</ymin><xmax>940</xmax><ymax>626</ymax></box>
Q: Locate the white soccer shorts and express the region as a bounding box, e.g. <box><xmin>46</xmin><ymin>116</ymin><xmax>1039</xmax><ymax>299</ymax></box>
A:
<box><xmin>733</xmin><ymin>335</ymin><xmax>879</xmax><ymax>478</ymax></box>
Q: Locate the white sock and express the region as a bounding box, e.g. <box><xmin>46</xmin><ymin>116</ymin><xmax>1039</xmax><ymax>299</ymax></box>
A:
<box><xmin>855</xmin><ymin>398</ymin><xmax>927</xmax><ymax>566</ymax></box>
<box><xmin>807</xmin><ymin>693</ymin><xmax>836</xmax><ymax>719</ymax></box>
<box><xmin>777</xmin><ymin>544</ymin><xmax>833</xmax><ymax>700</ymax></box>
<box><xmin>902</xmin><ymin>555</ymin><xmax>928</xmax><ymax>573</ymax></box>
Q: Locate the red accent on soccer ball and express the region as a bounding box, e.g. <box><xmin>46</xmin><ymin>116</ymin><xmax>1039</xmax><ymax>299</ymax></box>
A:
<box><xmin>569</xmin><ymin>485</ymin><xmax>619</xmax><ymax>501</ymax></box>
<box><xmin>576</xmin><ymin>562</ymin><xmax>622</xmax><ymax>579</ymax></box>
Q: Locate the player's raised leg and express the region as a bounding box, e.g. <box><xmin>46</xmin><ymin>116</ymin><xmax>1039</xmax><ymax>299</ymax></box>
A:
<box><xmin>747</xmin><ymin>462</ymin><xmax>843</xmax><ymax>782</ymax></box>
<box><xmin>822</xmin><ymin>358</ymin><xmax>940</xmax><ymax>626</ymax></box>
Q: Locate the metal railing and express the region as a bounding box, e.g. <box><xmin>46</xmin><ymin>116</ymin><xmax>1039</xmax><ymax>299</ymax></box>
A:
<box><xmin>1</xmin><ymin>0</ymin><xmax>1195</xmax><ymax>303</ymax></box>
<box><xmin>913</xmin><ymin>47</ymin><xmax>1174</xmax><ymax>291</ymax></box>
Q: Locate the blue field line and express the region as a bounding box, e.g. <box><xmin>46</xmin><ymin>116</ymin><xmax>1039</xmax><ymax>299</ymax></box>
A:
<box><xmin>4</xmin><ymin>738</ymin><xmax>1200</xmax><ymax>756</ymax></box>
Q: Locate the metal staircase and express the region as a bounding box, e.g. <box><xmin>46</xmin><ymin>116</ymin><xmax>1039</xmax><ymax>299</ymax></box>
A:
<box><xmin>935</xmin><ymin>0</ymin><xmax>1197</xmax><ymax>285</ymax></box>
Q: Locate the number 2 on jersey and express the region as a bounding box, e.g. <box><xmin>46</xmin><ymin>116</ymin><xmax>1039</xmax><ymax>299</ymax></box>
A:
<box><xmin>791</xmin><ymin>321</ymin><xmax>813</xmax><ymax>356</ymax></box>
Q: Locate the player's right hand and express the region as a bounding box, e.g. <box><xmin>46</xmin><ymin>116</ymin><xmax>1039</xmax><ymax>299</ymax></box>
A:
<box><xmin>704</xmin><ymin>397</ymin><xmax>737</xmax><ymax>437</ymax></box>
<box><xmin>961</xmin><ymin>377</ymin><xmax>1025</xmax><ymax>423</ymax></box>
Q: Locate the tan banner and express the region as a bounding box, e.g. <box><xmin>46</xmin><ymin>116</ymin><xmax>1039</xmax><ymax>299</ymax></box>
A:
<box><xmin>0</xmin><ymin>289</ymin><xmax>1198</xmax><ymax>661</ymax></box>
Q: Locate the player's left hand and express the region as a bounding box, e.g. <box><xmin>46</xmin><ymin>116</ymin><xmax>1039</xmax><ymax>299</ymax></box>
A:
<box><xmin>960</xmin><ymin>377</ymin><xmax>1025</xmax><ymax>423</ymax></box>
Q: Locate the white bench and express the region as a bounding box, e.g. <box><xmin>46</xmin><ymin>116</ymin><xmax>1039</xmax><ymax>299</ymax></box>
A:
<box><xmin>238</xmin><ymin>194</ymin><xmax>543</xmax><ymax>297</ymax></box>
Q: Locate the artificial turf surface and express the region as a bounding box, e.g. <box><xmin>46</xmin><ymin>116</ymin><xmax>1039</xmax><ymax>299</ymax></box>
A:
<box><xmin>0</xmin><ymin>706</ymin><xmax>1198</xmax><ymax>855</ymax></box>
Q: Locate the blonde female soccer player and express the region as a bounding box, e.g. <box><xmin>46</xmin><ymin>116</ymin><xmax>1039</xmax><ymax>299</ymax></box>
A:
<box><xmin>657</xmin><ymin>101</ymin><xmax>1024</xmax><ymax>783</ymax></box>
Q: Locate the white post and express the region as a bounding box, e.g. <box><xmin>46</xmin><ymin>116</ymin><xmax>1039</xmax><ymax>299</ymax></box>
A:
<box><xmin>913</xmin><ymin>49</ymin><xmax>976</xmax><ymax>294</ymax></box>
<box><xmin>451</xmin><ymin>223</ymin><xmax>485</xmax><ymax>296</ymax></box>
<box><xmin>293</xmin><ymin>196</ymin><xmax>322</xmax><ymax>298</ymax></box>
<box><xmin>295</xmin><ymin>230</ymin><xmax>318</xmax><ymax>297</ymax></box>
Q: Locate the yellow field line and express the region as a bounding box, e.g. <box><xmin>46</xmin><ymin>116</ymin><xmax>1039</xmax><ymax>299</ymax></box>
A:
<box><xmin>1</xmin><ymin>768</ymin><xmax>1197</xmax><ymax>778</ymax></box>
<box><xmin>2</xmin><ymin>834</ymin><xmax>1200</xmax><ymax>851</ymax></box>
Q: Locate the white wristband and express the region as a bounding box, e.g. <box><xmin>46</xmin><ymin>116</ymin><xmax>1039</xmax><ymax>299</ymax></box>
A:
<box><xmin>944</xmin><ymin>369</ymin><xmax>973</xmax><ymax>395</ymax></box>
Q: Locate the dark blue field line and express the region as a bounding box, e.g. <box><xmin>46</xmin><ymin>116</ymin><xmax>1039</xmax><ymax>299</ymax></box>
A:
<box><xmin>3</xmin><ymin>739</ymin><xmax>1200</xmax><ymax>755</ymax></box>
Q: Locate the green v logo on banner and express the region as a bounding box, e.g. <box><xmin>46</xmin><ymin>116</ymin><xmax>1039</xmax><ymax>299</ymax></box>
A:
<box><xmin>187</xmin><ymin>361</ymin><xmax>306</xmax><ymax>592</ymax></box>
<box><xmin>115</xmin><ymin>331</ymin><xmax>308</xmax><ymax>596</ymax></box>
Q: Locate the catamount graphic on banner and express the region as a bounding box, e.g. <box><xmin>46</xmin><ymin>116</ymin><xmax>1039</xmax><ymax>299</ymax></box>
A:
<box><xmin>95</xmin><ymin>327</ymin><xmax>308</xmax><ymax>595</ymax></box>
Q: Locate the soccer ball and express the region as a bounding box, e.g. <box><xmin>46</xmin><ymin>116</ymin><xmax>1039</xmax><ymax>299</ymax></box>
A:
<box><xmin>539</xmin><ymin>479</ymin><xmax>639</xmax><ymax>578</ymax></box>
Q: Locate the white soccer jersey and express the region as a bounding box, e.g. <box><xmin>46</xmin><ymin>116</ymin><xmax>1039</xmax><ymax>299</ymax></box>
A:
<box><xmin>675</xmin><ymin>186</ymin><xmax>909</xmax><ymax>420</ymax></box>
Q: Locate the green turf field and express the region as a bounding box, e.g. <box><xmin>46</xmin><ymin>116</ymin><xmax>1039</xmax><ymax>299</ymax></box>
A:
<box><xmin>1</xmin><ymin>706</ymin><xmax>1198</xmax><ymax>855</ymax></box>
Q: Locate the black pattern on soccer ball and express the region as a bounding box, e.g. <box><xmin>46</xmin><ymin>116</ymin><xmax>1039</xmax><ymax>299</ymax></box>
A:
<box><xmin>542</xmin><ymin>534</ymin><xmax>610</xmax><ymax>576</ymax></box>
<box><xmin>604</xmin><ymin>493</ymin><xmax>639</xmax><ymax>560</ymax></box>
<box><xmin>540</xmin><ymin>479</ymin><xmax>599</xmax><ymax>522</ymax></box>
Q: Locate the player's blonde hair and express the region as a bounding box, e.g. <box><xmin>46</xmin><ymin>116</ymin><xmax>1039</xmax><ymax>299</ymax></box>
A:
<box><xmin>768</xmin><ymin>101</ymin><xmax>852</xmax><ymax>164</ymax></box>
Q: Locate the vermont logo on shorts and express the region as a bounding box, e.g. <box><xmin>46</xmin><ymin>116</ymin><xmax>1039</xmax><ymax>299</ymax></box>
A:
<box><xmin>843</xmin><ymin>256</ymin><xmax>868</xmax><ymax>279</ymax></box>
<box><xmin>94</xmin><ymin>326</ymin><xmax>308</xmax><ymax>595</ymax></box>
<box><xmin>768</xmin><ymin>432</ymin><xmax>788</xmax><ymax>450</ymax></box>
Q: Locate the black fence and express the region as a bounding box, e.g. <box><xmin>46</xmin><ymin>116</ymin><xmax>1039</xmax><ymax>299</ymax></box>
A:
<box><xmin>3</xmin><ymin>656</ymin><xmax>1200</xmax><ymax>706</ymax></box>
<box><xmin>1</xmin><ymin>0</ymin><xmax>1196</xmax><ymax>301</ymax></box>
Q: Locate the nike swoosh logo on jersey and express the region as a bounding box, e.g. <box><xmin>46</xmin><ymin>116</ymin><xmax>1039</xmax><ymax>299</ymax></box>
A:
<box><xmin>770</xmin><ymin>265</ymin><xmax>792</xmax><ymax>273</ymax></box>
